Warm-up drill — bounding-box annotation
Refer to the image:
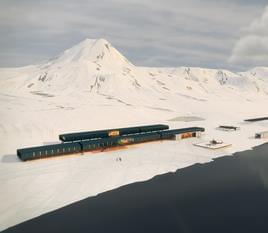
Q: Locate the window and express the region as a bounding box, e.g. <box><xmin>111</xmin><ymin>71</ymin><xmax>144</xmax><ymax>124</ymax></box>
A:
<box><xmin>33</xmin><ymin>152</ymin><xmax>35</xmax><ymax>157</ymax></box>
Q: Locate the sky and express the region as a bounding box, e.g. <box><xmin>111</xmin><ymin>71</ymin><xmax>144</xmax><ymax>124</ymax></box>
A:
<box><xmin>0</xmin><ymin>0</ymin><xmax>267</xmax><ymax>71</ymax></box>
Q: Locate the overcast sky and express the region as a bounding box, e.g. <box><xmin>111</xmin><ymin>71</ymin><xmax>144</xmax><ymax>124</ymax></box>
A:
<box><xmin>0</xmin><ymin>0</ymin><xmax>267</xmax><ymax>71</ymax></box>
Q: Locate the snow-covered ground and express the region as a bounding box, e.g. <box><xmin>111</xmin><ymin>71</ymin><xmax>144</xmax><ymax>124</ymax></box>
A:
<box><xmin>0</xmin><ymin>38</ymin><xmax>267</xmax><ymax>230</ymax></box>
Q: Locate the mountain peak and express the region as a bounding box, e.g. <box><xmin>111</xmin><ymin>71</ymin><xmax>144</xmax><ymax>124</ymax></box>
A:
<box><xmin>78</xmin><ymin>38</ymin><xmax>110</xmax><ymax>50</ymax></box>
<box><xmin>54</xmin><ymin>38</ymin><xmax>132</xmax><ymax>66</ymax></box>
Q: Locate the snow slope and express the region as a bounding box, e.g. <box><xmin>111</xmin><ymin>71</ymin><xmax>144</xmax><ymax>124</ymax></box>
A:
<box><xmin>1</xmin><ymin>38</ymin><xmax>267</xmax><ymax>103</ymax></box>
<box><xmin>0</xmin><ymin>38</ymin><xmax>268</xmax><ymax>230</ymax></box>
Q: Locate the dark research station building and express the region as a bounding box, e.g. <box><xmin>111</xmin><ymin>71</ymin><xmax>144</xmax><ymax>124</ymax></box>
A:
<box><xmin>17</xmin><ymin>124</ymin><xmax>205</xmax><ymax>161</ymax></box>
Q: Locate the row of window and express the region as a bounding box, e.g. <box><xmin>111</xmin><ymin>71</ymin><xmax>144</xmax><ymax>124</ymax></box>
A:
<box><xmin>29</xmin><ymin>136</ymin><xmax>161</xmax><ymax>157</ymax></box>
<box><xmin>31</xmin><ymin>146</ymin><xmax>80</xmax><ymax>157</ymax></box>
<box><xmin>85</xmin><ymin>141</ymin><xmax>117</xmax><ymax>150</ymax></box>
<box><xmin>134</xmin><ymin>136</ymin><xmax>159</xmax><ymax>141</ymax></box>
<box><xmin>84</xmin><ymin>136</ymin><xmax>159</xmax><ymax>149</ymax></box>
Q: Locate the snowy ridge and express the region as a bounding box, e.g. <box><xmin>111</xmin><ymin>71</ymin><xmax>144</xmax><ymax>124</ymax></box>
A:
<box><xmin>0</xmin><ymin>38</ymin><xmax>267</xmax><ymax>103</ymax></box>
<box><xmin>53</xmin><ymin>38</ymin><xmax>132</xmax><ymax>65</ymax></box>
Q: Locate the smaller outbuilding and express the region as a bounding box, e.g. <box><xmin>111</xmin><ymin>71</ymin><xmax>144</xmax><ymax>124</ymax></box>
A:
<box><xmin>217</xmin><ymin>125</ymin><xmax>240</xmax><ymax>131</ymax></box>
<box><xmin>245</xmin><ymin>117</ymin><xmax>268</xmax><ymax>122</ymax></box>
<box><xmin>255</xmin><ymin>131</ymin><xmax>268</xmax><ymax>139</ymax></box>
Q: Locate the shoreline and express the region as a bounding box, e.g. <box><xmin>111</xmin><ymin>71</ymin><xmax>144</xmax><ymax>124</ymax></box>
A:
<box><xmin>4</xmin><ymin>142</ymin><xmax>268</xmax><ymax>233</ymax></box>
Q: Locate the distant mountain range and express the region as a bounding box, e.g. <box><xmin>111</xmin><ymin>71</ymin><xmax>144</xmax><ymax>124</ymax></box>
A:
<box><xmin>0</xmin><ymin>38</ymin><xmax>267</xmax><ymax>105</ymax></box>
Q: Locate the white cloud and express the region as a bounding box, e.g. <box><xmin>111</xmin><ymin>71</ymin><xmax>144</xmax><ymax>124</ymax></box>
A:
<box><xmin>0</xmin><ymin>0</ymin><xmax>266</xmax><ymax>69</ymax></box>
<box><xmin>247</xmin><ymin>6</ymin><xmax>268</xmax><ymax>35</ymax></box>
<box><xmin>229</xmin><ymin>6</ymin><xmax>268</xmax><ymax>69</ymax></box>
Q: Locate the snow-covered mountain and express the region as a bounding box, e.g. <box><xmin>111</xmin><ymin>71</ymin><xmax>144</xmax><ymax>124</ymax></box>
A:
<box><xmin>0</xmin><ymin>38</ymin><xmax>267</xmax><ymax>105</ymax></box>
<box><xmin>1</xmin><ymin>39</ymin><xmax>268</xmax><ymax>231</ymax></box>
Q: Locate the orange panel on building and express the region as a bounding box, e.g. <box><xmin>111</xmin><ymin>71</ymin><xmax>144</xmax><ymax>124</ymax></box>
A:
<box><xmin>181</xmin><ymin>132</ymin><xmax>194</xmax><ymax>139</ymax></box>
<box><xmin>108</xmin><ymin>130</ymin><xmax>120</xmax><ymax>137</ymax></box>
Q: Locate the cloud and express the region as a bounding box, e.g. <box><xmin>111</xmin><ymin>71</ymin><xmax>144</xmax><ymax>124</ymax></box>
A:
<box><xmin>0</xmin><ymin>0</ymin><xmax>267</xmax><ymax>70</ymax></box>
<box><xmin>229</xmin><ymin>6</ymin><xmax>268</xmax><ymax>69</ymax></box>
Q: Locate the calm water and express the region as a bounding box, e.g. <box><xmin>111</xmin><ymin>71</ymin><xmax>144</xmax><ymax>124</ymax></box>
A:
<box><xmin>4</xmin><ymin>143</ymin><xmax>268</xmax><ymax>233</ymax></box>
